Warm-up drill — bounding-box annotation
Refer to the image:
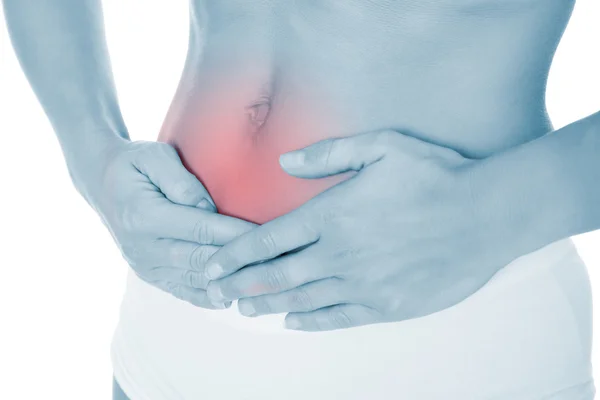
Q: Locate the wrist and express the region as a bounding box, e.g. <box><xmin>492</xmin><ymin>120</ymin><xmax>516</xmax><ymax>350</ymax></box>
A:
<box><xmin>466</xmin><ymin>131</ymin><xmax>584</xmax><ymax>259</ymax></box>
<box><xmin>469</xmin><ymin>116</ymin><xmax>600</xmax><ymax>255</ymax></box>
<box><xmin>63</xmin><ymin>130</ymin><xmax>130</xmax><ymax>204</ymax></box>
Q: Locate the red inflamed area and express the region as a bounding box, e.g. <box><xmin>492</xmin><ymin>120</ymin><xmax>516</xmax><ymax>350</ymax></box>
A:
<box><xmin>157</xmin><ymin>91</ymin><xmax>354</xmax><ymax>225</ymax></box>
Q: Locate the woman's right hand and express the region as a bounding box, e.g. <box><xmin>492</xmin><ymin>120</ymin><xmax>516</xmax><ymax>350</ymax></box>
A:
<box><xmin>68</xmin><ymin>134</ymin><xmax>256</xmax><ymax>309</ymax></box>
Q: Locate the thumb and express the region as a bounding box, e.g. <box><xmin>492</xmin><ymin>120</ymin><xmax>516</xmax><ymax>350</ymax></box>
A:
<box><xmin>278</xmin><ymin>131</ymin><xmax>391</xmax><ymax>178</ymax></box>
<box><xmin>134</xmin><ymin>141</ymin><xmax>217</xmax><ymax>211</ymax></box>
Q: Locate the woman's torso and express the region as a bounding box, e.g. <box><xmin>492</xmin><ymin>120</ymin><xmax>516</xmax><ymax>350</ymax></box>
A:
<box><xmin>112</xmin><ymin>1</ymin><xmax>595</xmax><ymax>399</ymax></box>
<box><xmin>157</xmin><ymin>0</ymin><xmax>573</xmax><ymax>224</ymax></box>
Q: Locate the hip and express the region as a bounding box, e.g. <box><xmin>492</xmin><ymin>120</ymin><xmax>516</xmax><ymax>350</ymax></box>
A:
<box><xmin>112</xmin><ymin>237</ymin><xmax>594</xmax><ymax>400</ymax></box>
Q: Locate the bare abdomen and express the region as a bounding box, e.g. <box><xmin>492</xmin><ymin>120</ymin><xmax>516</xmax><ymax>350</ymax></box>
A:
<box><xmin>157</xmin><ymin>78</ymin><xmax>352</xmax><ymax>224</ymax></box>
<box><xmin>157</xmin><ymin>0</ymin><xmax>571</xmax><ymax>223</ymax></box>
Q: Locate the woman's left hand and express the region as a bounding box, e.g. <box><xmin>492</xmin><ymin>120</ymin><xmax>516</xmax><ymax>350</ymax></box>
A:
<box><xmin>203</xmin><ymin>129</ymin><xmax>520</xmax><ymax>331</ymax></box>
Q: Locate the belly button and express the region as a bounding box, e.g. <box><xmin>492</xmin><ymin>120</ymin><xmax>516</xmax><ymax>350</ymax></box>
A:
<box><xmin>245</xmin><ymin>100</ymin><xmax>271</xmax><ymax>128</ymax></box>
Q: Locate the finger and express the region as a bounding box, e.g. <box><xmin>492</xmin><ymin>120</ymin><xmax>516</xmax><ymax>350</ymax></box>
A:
<box><xmin>141</xmin><ymin>267</ymin><xmax>209</xmax><ymax>290</ymax></box>
<box><xmin>129</xmin><ymin>201</ymin><xmax>256</xmax><ymax>245</ymax></box>
<box><xmin>124</xmin><ymin>239</ymin><xmax>219</xmax><ymax>272</ymax></box>
<box><xmin>205</xmin><ymin>252</ymin><xmax>325</xmax><ymax>303</ymax></box>
<box><xmin>133</xmin><ymin>141</ymin><xmax>217</xmax><ymax>210</ymax></box>
<box><xmin>237</xmin><ymin>277</ymin><xmax>347</xmax><ymax>317</ymax></box>
<box><xmin>278</xmin><ymin>130</ymin><xmax>397</xmax><ymax>178</ymax></box>
<box><xmin>150</xmin><ymin>279</ymin><xmax>231</xmax><ymax>310</ymax></box>
<box><xmin>205</xmin><ymin>252</ymin><xmax>312</xmax><ymax>302</ymax></box>
<box><xmin>284</xmin><ymin>304</ymin><xmax>381</xmax><ymax>332</ymax></box>
<box><xmin>203</xmin><ymin>211</ymin><xmax>320</xmax><ymax>280</ymax></box>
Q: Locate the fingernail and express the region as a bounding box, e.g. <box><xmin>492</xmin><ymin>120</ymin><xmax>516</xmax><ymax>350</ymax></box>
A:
<box><xmin>279</xmin><ymin>150</ymin><xmax>305</xmax><ymax>169</ymax></box>
<box><xmin>285</xmin><ymin>317</ymin><xmax>301</xmax><ymax>330</ymax></box>
<box><xmin>207</xmin><ymin>283</ymin><xmax>224</xmax><ymax>302</ymax></box>
<box><xmin>212</xmin><ymin>300</ymin><xmax>231</xmax><ymax>309</ymax></box>
<box><xmin>238</xmin><ymin>301</ymin><xmax>256</xmax><ymax>317</ymax></box>
<box><xmin>196</xmin><ymin>198</ymin><xmax>216</xmax><ymax>211</ymax></box>
<box><xmin>213</xmin><ymin>301</ymin><xmax>227</xmax><ymax>309</ymax></box>
<box><xmin>204</xmin><ymin>262</ymin><xmax>223</xmax><ymax>280</ymax></box>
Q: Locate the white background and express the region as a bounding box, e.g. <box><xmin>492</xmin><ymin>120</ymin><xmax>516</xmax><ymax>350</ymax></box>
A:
<box><xmin>1</xmin><ymin>1</ymin><xmax>599</xmax><ymax>399</ymax></box>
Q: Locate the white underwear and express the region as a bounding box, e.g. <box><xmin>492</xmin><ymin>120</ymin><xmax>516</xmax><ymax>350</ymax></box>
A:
<box><xmin>111</xmin><ymin>237</ymin><xmax>595</xmax><ymax>400</ymax></box>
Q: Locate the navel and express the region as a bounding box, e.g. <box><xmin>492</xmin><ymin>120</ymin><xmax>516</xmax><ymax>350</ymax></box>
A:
<box><xmin>245</xmin><ymin>99</ymin><xmax>271</xmax><ymax>129</ymax></box>
<box><xmin>243</xmin><ymin>72</ymin><xmax>278</xmax><ymax>137</ymax></box>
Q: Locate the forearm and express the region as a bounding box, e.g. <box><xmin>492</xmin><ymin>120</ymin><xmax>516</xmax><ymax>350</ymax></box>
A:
<box><xmin>470</xmin><ymin>110</ymin><xmax>600</xmax><ymax>256</ymax></box>
<box><xmin>3</xmin><ymin>0</ymin><xmax>129</xmax><ymax>160</ymax></box>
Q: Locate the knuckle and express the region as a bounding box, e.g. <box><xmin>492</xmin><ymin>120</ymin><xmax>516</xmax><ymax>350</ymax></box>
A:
<box><xmin>181</xmin><ymin>269</ymin><xmax>199</xmax><ymax>288</ymax></box>
<box><xmin>262</xmin><ymin>266</ymin><xmax>288</xmax><ymax>291</ymax></box>
<box><xmin>189</xmin><ymin>245</ymin><xmax>210</xmax><ymax>271</ymax></box>
<box><xmin>256</xmin><ymin>232</ymin><xmax>278</xmax><ymax>257</ymax></box>
<box><xmin>289</xmin><ymin>288</ymin><xmax>313</xmax><ymax>311</ymax></box>
<box><xmin>319</xmin><ymin>138</ymin><xmax>336</xmax><ymax>168</ymax></box>
<box><xmin>193</xmin><ymin>219</ymin><xmax>214</xmax><ymax>244</ymax></box>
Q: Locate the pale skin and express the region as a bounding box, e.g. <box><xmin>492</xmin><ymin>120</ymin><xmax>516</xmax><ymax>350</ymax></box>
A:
<box><xmin>204</xmin><ymin>115</ymin><xmax>600</xmax><ymax>331</ymax></box>
<box><xmin>4</xmin><ymin>0</ymin><xmax>600</xmax><ymax>335</ymax></box>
